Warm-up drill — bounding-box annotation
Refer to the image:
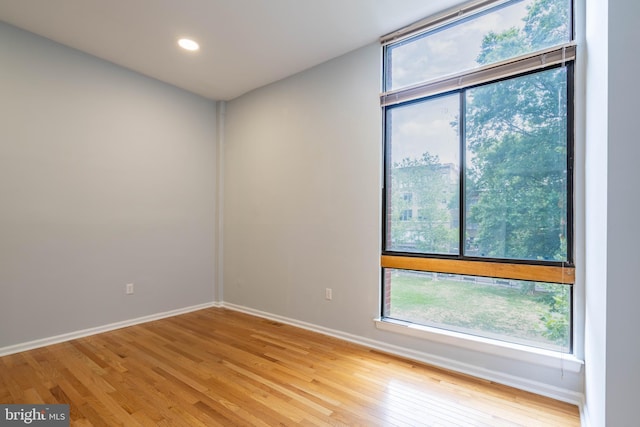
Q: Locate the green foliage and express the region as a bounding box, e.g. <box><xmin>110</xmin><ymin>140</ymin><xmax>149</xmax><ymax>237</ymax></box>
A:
<box><xmin>467</xmin><ymin>0</ymin><xmax>572</xmax><ymax>344</ymax></box>
<box><xmin>521</xmin><ymin>0</ymin><xmax>571</xmax><ymax>50</ymax></box>
<box><xmin>465</xmin><ymin>0</ymin><xmax>569</xmax><ymax>261</ymax></box>
<box><xmin>538</xmin><ymin>283</ymin><xmax>570</xmax><ymax>344</ymax></box>
<box><xmin>476</xmin><ymin>0</ymin><xmax>570</xmax><ymax>66</ymax></box>
<box><xmin>465</xmin><ymin>69</ymin><xmax>568</xmax><ymax>260</ymax></box>
<box><xmin>476</xmin><ymin>28</ymin><xmax>527</xmax><ymax>65</ymax></box>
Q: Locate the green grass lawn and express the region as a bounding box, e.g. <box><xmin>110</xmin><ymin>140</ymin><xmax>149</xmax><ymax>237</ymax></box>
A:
<box><xmin>388</xmin><ymin>271</ymin><xmax>570</xmax><ymax>351</ymax></box>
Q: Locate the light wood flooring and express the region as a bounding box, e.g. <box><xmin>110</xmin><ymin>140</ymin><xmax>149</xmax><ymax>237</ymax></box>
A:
<box><xmin>0</xmin><ymin>307</ymin><xmax>580</xmax><ymax>426</ymax></box>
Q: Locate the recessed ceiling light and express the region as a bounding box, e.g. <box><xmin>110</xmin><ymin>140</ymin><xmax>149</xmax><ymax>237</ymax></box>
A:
<box><xmin>178</xmin><ymin>38</ymin><xmax>199</xmax><ymax>51</ymax></box>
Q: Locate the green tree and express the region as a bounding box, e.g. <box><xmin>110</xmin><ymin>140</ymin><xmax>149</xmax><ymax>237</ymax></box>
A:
<box><xmin>465</xmin><ymin>0</ymin><xmax>570</xmax><ymax>261</ymax></box>
<box><xmin>537</xmin><ymin>282</ymin><xmax>571</xmax><ymax>346</ymax></box>
<box><xmin>476</xmin><ymin>0</ymin><xmax>570</xmax><ymax>65</ymax></box>
<box><xmin>465</xmin><ymin>0</ymin><xmax>572</xmax><ymax>347</ymax></box>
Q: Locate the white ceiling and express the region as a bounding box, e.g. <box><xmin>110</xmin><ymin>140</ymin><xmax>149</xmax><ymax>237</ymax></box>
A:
<box><xmin>0</xmin><ymin>0</ymin><xmax>466</xmax><ymax>100</ymax></box>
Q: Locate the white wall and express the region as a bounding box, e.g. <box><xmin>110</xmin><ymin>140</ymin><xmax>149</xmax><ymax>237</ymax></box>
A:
<box><xmin>0</xmin><ymin>22</ymin><xmax>218</xmax><ymax>348</ymax></box>
<box><xmin>583</xmin><ymin>0</ymin><xmax>607</xmax><ymax>424</ymax></box>
<box><xmin>223</xmin><ymin>43</ymin><xmax>583</xmax><ymax>399</ymax></box>
<box><xmin>583</xmin><ymin>0</ymin><xmax>640</xmax><ymax>425</ymax></box>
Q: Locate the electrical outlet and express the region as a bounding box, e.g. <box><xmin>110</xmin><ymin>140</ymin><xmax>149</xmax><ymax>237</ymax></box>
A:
<box><xmin>126</xmin><ymin>283</ymin><xmax>134</xmax><ymax>295</ymax></box>
<box><xmin>325</xmin><ymin>288</ymin><xmax>332</xmax><ymax>300</ymax></box>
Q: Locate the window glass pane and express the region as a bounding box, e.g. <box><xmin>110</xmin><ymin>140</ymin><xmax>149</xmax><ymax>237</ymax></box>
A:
<box><xmin>386</xmin><ymin>94</ymin><xmax>459</xmax><ymax>254</ymax></box>
<box><xmin>385</xmin><ymin>0</ymin><xmax>571</xmax><ymax>91</ymax></box>
<box><xmin>384</xmin><ymin>269</ymin><xmax>571</xmax><ymax>352</ymax></box>
<box><xmin>464</xmin><ymin>68</ymin><xmax>568</xmax><ymax>261</ymax></box>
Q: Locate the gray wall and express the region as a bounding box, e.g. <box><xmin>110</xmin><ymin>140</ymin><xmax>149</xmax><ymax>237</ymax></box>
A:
<box><xmin>223</xmin><ymin>43</ymin><xmax>583</xmax><ymax>397</ymax></box>
<box><xmin>0</xmin><ymin>22</ymin><xmax>218</xmax><ymax>347</ymax></box>
<box><xmin>223</xmin><ymin>45</ymin><xmax>381</xmax><ymax>327</ymax></box>
<box><xmin>603</xmin><ymin>0</ymin><xmax>640</xmax><ymax>425</ymax></box>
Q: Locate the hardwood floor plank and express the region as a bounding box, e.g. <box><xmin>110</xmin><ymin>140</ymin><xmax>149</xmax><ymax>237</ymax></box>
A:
<box><xmin>0</xmin><ymin>307</ymin><xmax>580</xmax><ymax>426</ymax></box>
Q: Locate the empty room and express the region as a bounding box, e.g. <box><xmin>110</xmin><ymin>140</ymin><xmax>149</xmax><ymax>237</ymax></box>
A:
<box><xmin>0</xmin><ymin>0</ymin><xmax>636</xmax><ymax>425</ymax></box>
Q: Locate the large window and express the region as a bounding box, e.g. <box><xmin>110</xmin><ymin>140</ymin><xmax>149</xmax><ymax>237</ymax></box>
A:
<box><xmin>381</xmin><ymin>0</ymin><xmax>575</xmax><ymax>352</ymax></box>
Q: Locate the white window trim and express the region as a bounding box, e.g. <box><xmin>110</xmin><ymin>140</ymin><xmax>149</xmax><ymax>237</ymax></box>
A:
<box><xmin>374</xmin><ymin>317</ymin><xmax>584</xmax><ymax>373</ymax></box>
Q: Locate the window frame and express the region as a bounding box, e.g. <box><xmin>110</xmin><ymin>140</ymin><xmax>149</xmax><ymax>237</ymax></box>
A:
<box><xmin>379</xmin><ymin>0</ymin><xmax>576</xmax><ymax>352</ymax></box>
<box><xmin>381</xmin><ymin>64</ymin><xmax>576</xmax><ymax>276</ymax></box>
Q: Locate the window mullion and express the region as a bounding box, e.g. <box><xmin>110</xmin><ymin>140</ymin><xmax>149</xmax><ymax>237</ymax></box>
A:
<box><xmin>459</xmin><ymin>91</ymin><xmax>466</xmax><ymax>257</ymax></box>
<box><xmin>566</xmin><ymin>63</ymin><xmax>575</xmax><ymax>265</ymax></box>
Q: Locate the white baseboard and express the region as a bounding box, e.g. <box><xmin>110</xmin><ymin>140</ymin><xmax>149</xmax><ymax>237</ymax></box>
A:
<box><xmin>222</xmin><ymin>302</ymin><xmax>585</xmax><ymax>407</ymax></box>
<box><xmin>0</xmin><ymin>301</ymin><xmax>222</xmax><ymax>357</ymax></box>
<box><xmin>580</xmin><ymin>396</ymin><xmax>593</xmax><ymax>427</ymax></box>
